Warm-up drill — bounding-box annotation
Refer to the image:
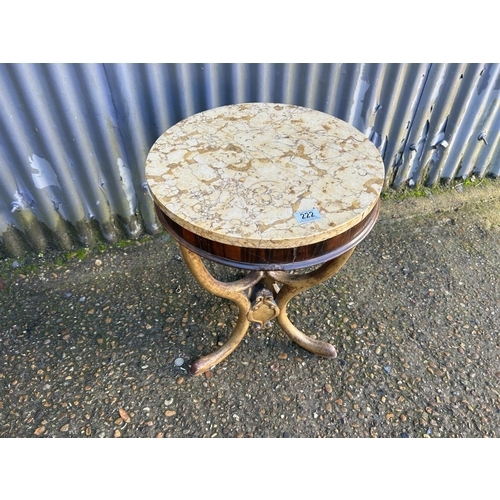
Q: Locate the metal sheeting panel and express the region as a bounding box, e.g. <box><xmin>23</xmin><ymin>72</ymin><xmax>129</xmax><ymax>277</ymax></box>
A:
<box><xmin>393</xmin><ymin>63</ymin><xmax>500</xmax><ymax>188</ymax></box>
<box><xmin>1</xmin><ymin>63</ymin><xmax>499</xmax><ymax>257</ymax></box>
<box><xmin>0</xmin><ymin>63</ymin><xmax>157</xmax><ymax>256</ymax></box>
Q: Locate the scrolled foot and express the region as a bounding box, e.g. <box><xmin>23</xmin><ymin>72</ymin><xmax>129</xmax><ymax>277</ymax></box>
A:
<box><xmin>268</xmin><ymin>249</ymin><xmax>355</xmax><ymax>358</ymax></box>
<box><xmin>276</xmin><ymin>313</ymin><xmax>337</xmax><ymax>358</ymax></box>
<box><xmin>189</xmin><ymin>308</ymin><xmax>252</xmax><ymax>375</ymax></box>
<box><xmin>179</xmin><ymin>245</ymin><xmax>260</xmax><ymax>375</ymax></box>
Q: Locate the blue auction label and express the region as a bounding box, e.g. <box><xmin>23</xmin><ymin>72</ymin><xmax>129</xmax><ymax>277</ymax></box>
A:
<box><xmin>294</xmin><ymin>208</ymin><xmax>322</xmax><ymax>224</ymax></box>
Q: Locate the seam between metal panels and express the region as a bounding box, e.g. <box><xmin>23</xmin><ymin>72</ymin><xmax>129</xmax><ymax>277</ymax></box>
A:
<box><xmin>391</xmin><ymin>63</ymin><xmax>433</xmax><ymax>188</ymax></box>
<box><xmin>102</xmin><ymin>64</ymin><xmax>127</xmax><ymax>162</ymax></box>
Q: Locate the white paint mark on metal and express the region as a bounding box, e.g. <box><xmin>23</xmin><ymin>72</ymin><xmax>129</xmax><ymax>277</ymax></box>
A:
<box><xmin>29</xmin><ymin>155</ymin><xmax>61</xmax><ymax>190</ymax></box>
<box><xmin>11</xmin><ymin>191</ymin><xmax>26</xmax><ymax>212</ymax></box>
<box><xmin>348</xmin><ymin>76</ymin><xmax>370</xmax><ymax>125</ymax></box>
<box><xmin>117</xmin><ymin>157</ymin><xmax>137</xmax><ymax>213</ymax></box>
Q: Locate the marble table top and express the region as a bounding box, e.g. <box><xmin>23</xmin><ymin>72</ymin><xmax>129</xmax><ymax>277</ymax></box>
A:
<box><xmin>146</xmin><ymin>103</ymin><xmax>385</xmax><ymax>249</ymax></box>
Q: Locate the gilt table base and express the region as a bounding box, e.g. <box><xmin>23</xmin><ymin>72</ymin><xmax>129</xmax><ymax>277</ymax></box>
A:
<box><xmin>179</xmin><ymin>244</ymin><xmax>355</xmax><ymax>376</ymax></box>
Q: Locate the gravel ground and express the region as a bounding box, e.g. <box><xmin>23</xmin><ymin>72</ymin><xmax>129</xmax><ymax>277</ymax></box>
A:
<box><xmin>1</xmin><ymin>183</ymin><xmax>500</xmax><ymax>438</ymax></box>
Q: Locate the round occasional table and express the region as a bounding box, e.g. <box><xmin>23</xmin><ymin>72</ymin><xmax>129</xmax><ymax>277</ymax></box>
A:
<box><xmin>146</xmin><ymin>103</ymin><xmax>385</xmax><ymax>376</ymax></box>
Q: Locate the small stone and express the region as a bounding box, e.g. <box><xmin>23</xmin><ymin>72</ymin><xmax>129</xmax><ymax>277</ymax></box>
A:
<box><xmin>34</xmin><ymin>426</ymin><xmax>45</xmax><ymax>436</ymax></box>
<box><xmin>105</xmin><ymin>317</ymin><xmax>112</xmax><ymax>324</ymax></box>
<box><xmin>114</xmin><ymin>429</ymin><xmax>121</xmax><ymax>438</ymax></box>
<box><xmin>165</xmin><ymin>410</ymin><xmax>176</xmax><ymax>417</ymax></box>
<box><xmin>176</xmin><ymin>377</ymin><xmax>185</xmax><ymax>385</ymax></box>
<box><xmin>95</xmin><ymin>259</ymin><xmax>102</xmax><ymax>267</ymax></box>
<box><xmin>156</xmin><ymin>432</ymin><xmax>164</xmax><ymax>438</ymax></box>
<box><xmin>119</xmin><ymin>408</ymin><xmax>131</xmax><ymax>423</ymax></box>
<box><xmin>174</xmin><ymin>357</ymin><xmax>184</xmax><ymax>367</ymax></box>
<box><xmin>400</xmin><ymin>414</ymin><xmax>407</xmax><ymax>422</ymax></box>
<box><xmin>204</xmin><ymin>371</ymin><xmax>212</xmax><ymax>380</ymax></box>
<box><xmin>335</xmin><ymin>398</ymin><xmax>343</xmax><ymax>405</ymax></box>
<box><xmin>282</xmin><ymin>432</ymin><xmax>291</xmax><ymax>438</ymax></box>
<box><xmin>85</xmin><ymin>426</ymin><xmax>92</xmax><ymax>436</ymax></box>
<box><xmin>60</xmin><ymin>424</ymin><xmax>70</xmax><ymax>432</ymax></box>
<box><xmin>324</xmin><ymin>383</ymin><xmax>333</xmax><ymax>393</ymax></box>
<box><xmin>114</xmin><ymin>418</ymin><xmax>123</xmax><ymax>425</ymax></box>
<box><xmin>385</xmin><ymin>413</ymin><xmax>394</xmax><ymax>420</ymax></box>
<box><xmin>236</xmin><ymin>432</ymin><xmax>244</xmax><ymax>438</ymax></box>
<box><xmin>325</xmin><ymin>403</ymin><xmax>332</xmax><ymax>412</ymax></box>
<box><xmin>495</xmin><ymin>372</ymin><xmax>500</xmax><ymax>378</ymax></box>
<box><xmin>278</xmin><ymin>353</ymin><xmax>288</xmax><ymax>360</ymax></box>
<box><xmin>401</xmin><ymin>432</ymin><xmax>410</xmax><ymax>438</ymax></box>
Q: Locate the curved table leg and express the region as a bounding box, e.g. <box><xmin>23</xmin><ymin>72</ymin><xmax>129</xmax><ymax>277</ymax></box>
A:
<box><xmin>267</xmin><ymin>248</ymin><xmax>355</xmax><ymax>358</ymax></box>
<box><xmin>179</xmin><ymin>245</ymin><xmax>264</xmax><ymax>375</ymax></box>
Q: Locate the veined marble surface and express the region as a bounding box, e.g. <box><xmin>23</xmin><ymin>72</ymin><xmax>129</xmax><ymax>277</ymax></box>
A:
<box><xmin>146</xmin><ymin>103</ymin><xmax>385</xmax><ymax>249</ymax></box>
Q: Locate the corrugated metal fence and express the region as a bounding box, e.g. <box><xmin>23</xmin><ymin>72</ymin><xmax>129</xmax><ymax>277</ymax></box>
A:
<box><xmin>1</xmin><ymin>63</ymin><xmax>499</xmax><ymax>257</ymax></box>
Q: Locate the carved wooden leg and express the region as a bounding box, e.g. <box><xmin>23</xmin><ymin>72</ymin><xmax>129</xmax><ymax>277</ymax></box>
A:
<box><xmin>179</xmin><ymin>245</ymin><xmax>264</xmax><ymax>375</ymax></box>
<box><xmin>267</xmin><ymin>248</ymin><xmax>355</xmax><ymax>358</ymax></box>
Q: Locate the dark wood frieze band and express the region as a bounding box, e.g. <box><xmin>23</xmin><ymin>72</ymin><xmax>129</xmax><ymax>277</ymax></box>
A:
<box><xmin>154</xmin><ymin>200</ymin><xmax>380</xmax><ymax>271</ymax></box>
